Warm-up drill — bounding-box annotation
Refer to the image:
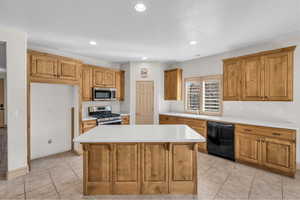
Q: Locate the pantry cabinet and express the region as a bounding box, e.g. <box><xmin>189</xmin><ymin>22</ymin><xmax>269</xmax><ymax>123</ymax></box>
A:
<box><xmin>223</xmin><ymin>46</ymin><xmax>295</xmax><ymax>101</ymax></box>
<box><xmin>164</xmin><ymin>68</ymin><xmax>182</xmax><ymax>100</ymax></box>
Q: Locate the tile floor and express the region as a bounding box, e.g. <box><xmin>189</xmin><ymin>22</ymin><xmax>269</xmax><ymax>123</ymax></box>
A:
<box><xmin>0</xmin><ymin>152</ymin><xmax>299</xmax><ymax>200</ymax></box>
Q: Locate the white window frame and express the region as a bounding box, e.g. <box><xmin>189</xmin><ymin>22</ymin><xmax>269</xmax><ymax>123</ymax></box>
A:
<box><xmin>184</xmin><ymin>75</ymin><xmax>223</xmax><ymax>116</ymax></box>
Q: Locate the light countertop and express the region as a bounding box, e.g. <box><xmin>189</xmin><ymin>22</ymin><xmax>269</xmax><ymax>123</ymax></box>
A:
<box><xmin>160</xmin><ymin>112</ymin><xmax>298</xmax><ymax>130</ymax></box>
<box><xmin>73</xmin><ymin>125</ymin><xmax>206</xmax><ymax>143</ymax></box>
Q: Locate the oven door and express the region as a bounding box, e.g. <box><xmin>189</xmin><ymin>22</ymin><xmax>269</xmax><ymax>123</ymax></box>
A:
<box><xmin>93</xmin><ymin>88</ymin><xmax>116</xmax><ymax>101</ymax></box>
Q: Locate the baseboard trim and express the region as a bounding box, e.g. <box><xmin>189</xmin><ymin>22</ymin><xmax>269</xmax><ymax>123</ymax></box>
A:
<box><xmin>73</xmin><ymin>149</ymin><xmax>82</xmax><ymax>156</ymax></box>
<box><xmin>6</xmin><ymin>166</ymin><xmax>28</xmax><ymax>180</ymax></box>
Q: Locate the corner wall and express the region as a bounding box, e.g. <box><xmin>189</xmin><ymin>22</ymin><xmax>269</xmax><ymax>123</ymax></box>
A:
<box><xmin>0</xmin><ymin>27</ymin><xmax>27</xmax><ymax>173</ymax></box>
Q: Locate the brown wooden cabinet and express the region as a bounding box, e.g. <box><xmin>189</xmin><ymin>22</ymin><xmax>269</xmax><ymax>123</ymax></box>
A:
<box><xmin>81</xmin><ymin>120</ymin><xmax>97</xmax><ymax>133</ymax></box>
<box><xmin>169</xmin><ymin>143</ymin><xmax>197</xmax><ymax>194</ymax></box>
<box><xmin>121</xmin><ymin>115</ymin><xmax>130</xmax><ymax>125</ymax></box>
<box><xmin>84</xmin><ymin>144</ymin><xmax>113</xmax><ymax>195</ymax></box>
<box><xmin>93</xmin><ymin>67</ymin><xmax>116</xmax><ymax>88</ymax></box>
<box><xmin>241</xmin><ymin>56</ymin><xmax>264</xmax><ymax>100</ymax></box>
<box><xmin>223</xmin><ymin>59</ymin><xmax>241</xmax><ymax>100</ymax></box>
<box><xmin>264</xmin><ymin>51</ymin><xmax>293</xmax><ymax>101</ymax></box>
<box><xmin>28</xmin><ymin>50</ymin><xmax>82</xmax><ymax>84</ymax></box>
<box><xmin>141</xmin><ymin>143</ymin><xmax>169</xmax><ymax>194</ymax></box>
<box><xmin>113</xmin><ymin>144</ymin><xmax>140</xmax><ymax>194</ymax></box>
<box><xmin>81</xmin><ymin>65</ymin><xmax>93</xmax><ymax>101</ymax></box>
<box><xmin>30</xmin><ymin>54</ymin><xmax>58</xmax><ymax>80</ymax></box>
<box><xmin>116</xmin><ymin>70</ymin><xmax>125</xmax><ymax>101</ymax></box>
<box><xmin>235</xmin><ymin>124</ymin><xmax>296</xmax><ymax>176</ymax></box>
<box><xmin>223</xmin><ymin>46</ymin><xmax>295</xmax><ymax>101</ymax></box>
<box><xmin>83</xmin><ymin>142</ymin><xmax>198</xmax><ymax>195</ymax></box>
<box><xmin>235</xmin><ymin>132</ymin><xmax>261</xmax><ymax>165</ymax></box>
<box><xmin>164</xmin><ymin>68</ymin><xmax>182</xmax><ymax>100</ymax></box>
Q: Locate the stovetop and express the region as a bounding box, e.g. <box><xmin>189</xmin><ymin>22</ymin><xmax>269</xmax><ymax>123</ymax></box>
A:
<box><xmin>89</xmin><ymin>112</ymin><xmax>120</xmax><ymax>119</ymax></box>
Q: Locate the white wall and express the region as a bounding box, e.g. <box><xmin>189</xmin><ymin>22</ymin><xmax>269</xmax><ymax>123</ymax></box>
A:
<box><xmin>31</xmin><ymin>83</ymin><xmax>75</xmax><ymax>159</ymax></box>
<box><xmin>168</xmin><ymin>35</ymin><xmax>300</xmax><ymax>164</ymax></box>
<box><xmin>0</xmin><ymin>42</ymin><xmax>6</xmax><ymax>70</ymax></box>
<box><xmin>0</xmin><ymin>27</ymin><xmax>27</xmax><ymax>172</ymax></box>
<box><xmin>125</xmin><ymin>62</ymin><xmax>169</xmax><ymax>124</ymax></box>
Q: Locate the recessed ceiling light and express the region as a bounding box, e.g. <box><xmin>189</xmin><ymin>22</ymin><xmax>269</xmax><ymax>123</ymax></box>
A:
<box><xmin>135</xmin><ymin>3</ymin><xmax>146</xmax><ymax>12</ymax></box>
<box><xmin>89</xmin><ymin>41</ymin><xmax>97</xmax><ymax>45</ymax></box>
<box><xmin>142</xmin><ymin>57</ymin><xmax>148</xmax><ymax>60</ymax></box>
<box><xmin>189</xmin><ymin>41</ymin><xmax>197</xmax><ymax>45</ymax></box>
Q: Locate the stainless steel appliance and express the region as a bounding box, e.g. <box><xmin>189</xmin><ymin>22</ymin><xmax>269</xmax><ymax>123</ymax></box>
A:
<box><xmin>207</xmin><ymin>121</ymin><xmax>235</xmax><ymax>161</ymax></box>
<box><xmin>88</xmin><ymin>106</ymin><xmax>121</xmax><ymax>125</ymax></box>
<box><xmin>93</xmin><ymin>88</ymin><xmax>116</xmax><ymax>101</ymax></box>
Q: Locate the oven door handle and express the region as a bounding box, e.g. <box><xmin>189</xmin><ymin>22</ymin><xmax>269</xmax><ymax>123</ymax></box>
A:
<box><xmin>99</xmin><ymin>120</ymin><xmax>122</xmax><ymax>125</ymax></box>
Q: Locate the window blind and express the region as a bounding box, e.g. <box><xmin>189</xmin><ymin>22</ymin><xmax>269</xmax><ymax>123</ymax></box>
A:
<box><xmin>185</xmin><ymin>80</ymin><xmax>201</xmax><ymax>112</ymax></box>
<box><xmin>202</xmin><ymin>80</ymin><xmax>221</xmax><ymax>113</ymax></box>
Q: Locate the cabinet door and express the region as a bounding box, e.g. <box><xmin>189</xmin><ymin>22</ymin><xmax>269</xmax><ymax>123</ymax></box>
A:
<box><xmin>93</xmin><ymin>68</ymin><xmax>105</xmax><ymax>87</ymax></box>
<box><xmin>262</xmin><ymin>137</ymin><xmax>296</xmax><ymax>175</ymax></box>
<box><xmin>242</xmin><ymin>57</ymin><xmax>264</xmax><ymax>100</ymax></box>
<box><xmin>81</xmin><ymin>66</ymin><xmax>93</xmax><ymax>101</ymax></box>
<box><xmin>141</xmin><ymin>143</ymin><xmax>169</xmax><ymax>194</ymax></box>
<box><xmin>169</xmin><ymin>143</ymin><xmax>197</xmax><ymax>194</ymax></box>
<box><xmin>235</xmin><ymin>133</ymin><xmax>261</xmax><ymax>165</ymax></box>
<box><xmin>264</xmin><ymin>51</ymin><xmax>293</xmax><ymax>101</ymax></box>
<box><xmin>164</xmin><ymin>69</ymin><xmax>182</xmax><ymax>100</ymax></box>
<box><xmin>104</xmin><ymin>70</ymin><xmax>116</xmax><ymax>88</ymax></box>
<box><xmin>115</xmin><ymin>71</ymin><xmax>125</xmax><ymax>101</ymax></box>
<box><xmin>31</xmin><ymin>54</ymin><xmax>58</xmax><ymax>79</ymax></box>
<box><xmin>223</xmin><ymin>60</ymin><xmax>241</xmax><ymax>100</ymax></box>
<box><xmin>58</xmin><ymin>59</ymin><xmax>80</xmax><ymax>81</ymax></box>
<box><xmin>85</xmin><ymin>144</ymin><xmax>113</xmax><ymax>195</ymax></box>
<box><xmin>113</xmin><ymin>144</ymin><xmax>140</xmax><ymax>194</ymax></box>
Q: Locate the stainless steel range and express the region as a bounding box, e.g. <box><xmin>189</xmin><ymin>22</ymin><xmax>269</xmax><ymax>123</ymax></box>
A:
<box><xmin>88</xmin><ymin>106</ymin><xmax>122</xmax><ymax>125</ymax></box>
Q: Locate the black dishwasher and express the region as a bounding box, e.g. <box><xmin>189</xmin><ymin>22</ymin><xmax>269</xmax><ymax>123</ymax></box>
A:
<box><xmin>207</xmin><ymin>121</ymin><xmax>235</xmax><ymax>161</ymax></box>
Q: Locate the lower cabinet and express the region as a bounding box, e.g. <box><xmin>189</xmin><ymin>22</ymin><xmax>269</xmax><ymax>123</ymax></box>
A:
<box><xmin>235</xmin><ymin>125</ymin><xmax>296</xmax><ymax>176</ymax></box>
<box><xmin>81</xmin><ymin>120</ymin><xmax>97</xmax><ymax>133</ymax></box>
<box><xmin>121</xmin><ymin>115</ymin><xmax>130</xmax><ymax>125</ymax></box>
<box><xmin>141</xmin><ymin>143</ymin><xmax>169</xmax><ymax>194</ymax></box>
<box><xmin>83</xmin><ymin>143</ymin><xmax>198</xmax><ymax>195</ymax></box>
<box><xmin>169</xmin><ymin>143</ymin><xmax>197</xmax><ymax>194</ymax></box>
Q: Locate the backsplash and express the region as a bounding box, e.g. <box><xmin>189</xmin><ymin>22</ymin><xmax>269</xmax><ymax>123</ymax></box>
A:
<box><xmin>82</xmin><ymin>101</ymin><xmax>121</xmax><ymax>118</ymax></box>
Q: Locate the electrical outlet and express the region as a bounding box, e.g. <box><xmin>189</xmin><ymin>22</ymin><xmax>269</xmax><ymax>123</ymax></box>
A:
<box><xmin>48</xmin><ymin>139</ymin><xmax>52</xmax><ymax>144</ymax></box>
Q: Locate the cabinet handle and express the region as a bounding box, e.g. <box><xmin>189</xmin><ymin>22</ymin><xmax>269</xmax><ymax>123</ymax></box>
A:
<box><xmin>272</xmin><ymin>132</ymin><xmax>281</xmax><ymax>136</ymax></box>
<box><xmin>244</xmin><ymin>129</ymin><xmax>252</xmax><ymax>132</ymax></box>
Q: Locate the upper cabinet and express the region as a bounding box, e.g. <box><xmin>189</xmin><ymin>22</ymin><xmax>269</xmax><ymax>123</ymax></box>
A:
<box><xmin>164</xmin><ymin>68</ymin><xmax>182</xmax><ymax>100</ymax></box>
<box><xmin>93</xmin><ymin>67</ymin><xmax>116</xmax><ymax>88</ymax></box>
<box><xmin>81</xmin><ymin>65</ymin><xmax>93</xmax><ymax>101</ymax></box>
<box><xmin>223</xmin><ymin>46</ymin><xmax>295</xmax><ymax>101</ymax></box>
<box><xmin>223</xmin><ymin>60</ymin><xmax>241</xmax><ymax>100</ymax></box>
<box><xmin>28</xmin><ymin>50</ymin><xmax>82</xmax><ymax>85</ymax></box>
<box><xmin>115</xmin><ymin>70</ymin><xmax>125</xmax><ymax>101</ymax></box>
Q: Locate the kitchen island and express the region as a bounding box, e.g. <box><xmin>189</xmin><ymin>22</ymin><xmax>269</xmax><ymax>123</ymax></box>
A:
<box><xmin>74</xmin><ymin>125</ymin><xmax>205</xmax><ymax>195</ymax></box>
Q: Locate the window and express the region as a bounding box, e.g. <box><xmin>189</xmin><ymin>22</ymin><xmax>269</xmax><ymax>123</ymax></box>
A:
<box><xmin>185</xmin><ymin>75</ymin><xmax>222</xmax><ymax>115</ymax></box>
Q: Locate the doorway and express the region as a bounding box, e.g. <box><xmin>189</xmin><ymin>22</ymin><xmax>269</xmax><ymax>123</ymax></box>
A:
<box><xmin>135</xmin><ymin>81</ymin><xmax>154</xmax><ymax>124</ymax></box>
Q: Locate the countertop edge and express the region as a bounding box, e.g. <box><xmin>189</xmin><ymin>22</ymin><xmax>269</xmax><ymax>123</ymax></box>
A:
<box><xmin>160</xmin><ymin>112</ymin><xmax>299</xmax><ymax>131</ymax></box>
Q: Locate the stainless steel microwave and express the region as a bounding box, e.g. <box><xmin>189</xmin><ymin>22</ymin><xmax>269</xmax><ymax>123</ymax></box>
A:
<box><xmin>93</xmin><ymin>88</ymin><xmax>116</xmax><ymax>101</ymax></box>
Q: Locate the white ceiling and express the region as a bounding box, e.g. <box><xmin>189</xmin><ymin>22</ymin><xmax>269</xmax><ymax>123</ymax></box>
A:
<box><xmin>0</xmin><ymin>0</ymin><xmax>300</xmax><ymax>62</ymax></box>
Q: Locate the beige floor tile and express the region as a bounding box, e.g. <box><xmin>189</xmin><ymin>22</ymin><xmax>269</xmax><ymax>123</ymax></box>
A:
<box><xmin>25</xmin><ymin>172</ymin><xmax>52</xmax><ymax>192</ymax></box>
<box><xmin>25</xmin><ymin>184</ymin><xmax>59</xmax><ymax>200</ymax></box>
<box><xmin>249</xmin><ymin>177</ymin><xmax>283</xmax><ymax>200</ymax></box>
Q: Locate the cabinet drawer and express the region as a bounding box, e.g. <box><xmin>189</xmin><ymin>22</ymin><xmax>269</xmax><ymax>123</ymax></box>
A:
<box><xmin>236</xmin><ymin>124</ymin><xmax>296</xmax><ymax>141</ymax></box>
<box><xmin>82</xmin><ymin>120</ymin><xmax>97</xmax><ymax>129</ymax></box>
<box><xmin>177</xmin><ymin>117</ymin><xmax>206</xmax><ymax>129</ymax></box>
<box><xmin>159</xmin><ymin>115</ymin><xmax>177</xmax><ymax>124</ymax></box>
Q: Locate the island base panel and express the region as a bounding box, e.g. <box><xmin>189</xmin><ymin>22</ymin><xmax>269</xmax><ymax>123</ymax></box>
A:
<box><xmin>82</xmin><ymin>143</ymin><xmax>198</xmax><ymax>195</ymax></box>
